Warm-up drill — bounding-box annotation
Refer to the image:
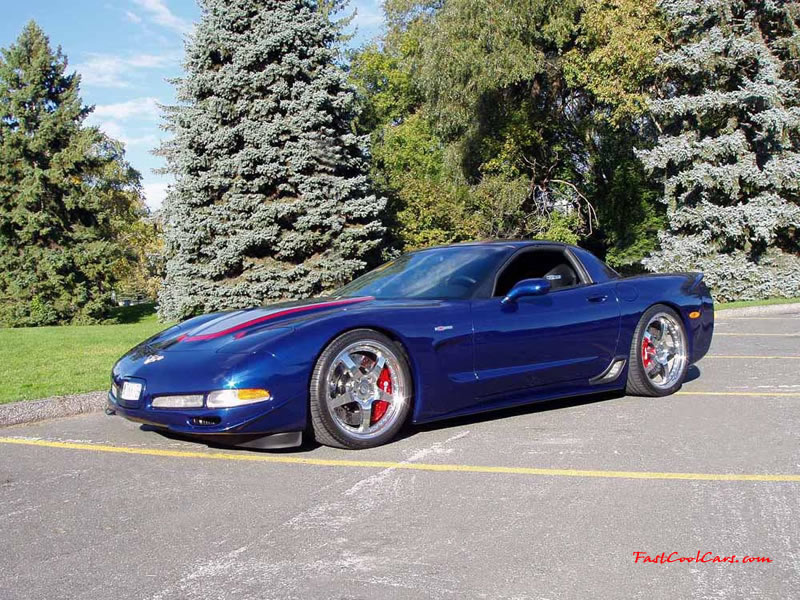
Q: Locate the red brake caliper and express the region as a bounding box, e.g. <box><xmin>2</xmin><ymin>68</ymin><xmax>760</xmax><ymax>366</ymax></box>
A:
<box><xmin>641</xmin><ymin>337</ymin><xmax>656</xmax><ymax>368</ymax></box>
<box><xmin>372</xmin><ymin>367</ymin><xmax>392</xmax><ymax>424</ymax></box>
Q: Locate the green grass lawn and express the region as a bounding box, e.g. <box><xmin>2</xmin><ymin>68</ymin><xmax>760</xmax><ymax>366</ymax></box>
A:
<box><xmin>716</xmin><ymin>297</ymin><xmax>800</xmax><ymax>310</ymax></box>
<box><xmin>0</xmin><ymin>305</ymin><xmax>171</xmax><ymax>405</ymax></box>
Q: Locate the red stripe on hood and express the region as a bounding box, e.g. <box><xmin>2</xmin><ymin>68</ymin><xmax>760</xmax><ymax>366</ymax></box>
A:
<box><xmin>180</xmin><ymin>297</ymin><xmax>373</xmax><ymax>342</ymax></box>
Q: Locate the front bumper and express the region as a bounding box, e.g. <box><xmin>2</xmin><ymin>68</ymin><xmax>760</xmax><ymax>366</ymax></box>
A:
<box><xmin>109</xmin><ymin>346</ymin><xmax>308</xmax><ymax>445</ymax></box>
<box><xmin>107</xmin><ymin>390</ymin><xmax>304</xmax><ymax>442</ymax></box>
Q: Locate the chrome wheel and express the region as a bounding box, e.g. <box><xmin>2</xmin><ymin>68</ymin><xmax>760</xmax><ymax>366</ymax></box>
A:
<box><xmin>326</xmin><ymin>340</ymin><xmax>409</xmax><ymax>441</ymax></box>
<box><xmin>641</xmin><ymin>312</ymin><xmax>687</xmax><ymax>389</ymax></box>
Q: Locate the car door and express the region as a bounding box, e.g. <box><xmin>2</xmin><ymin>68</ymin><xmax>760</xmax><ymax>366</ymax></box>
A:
<box><xmin>470</xmin><ymin>249</ymin><xmax>621</xmax><ymax>401</ymax></box>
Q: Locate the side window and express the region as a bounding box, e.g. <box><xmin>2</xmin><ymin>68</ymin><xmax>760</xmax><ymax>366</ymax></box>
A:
<box><xmin>494</xmin><ymin>250</ymin><xmax>582</xmax><ymax>297</ymax></box>
<box><xmin>570</xmin><ymin>246</ymin><xmax>617</xmax><ymax>282</ymax></box>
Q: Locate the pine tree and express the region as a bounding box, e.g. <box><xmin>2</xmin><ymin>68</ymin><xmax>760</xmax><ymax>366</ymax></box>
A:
<box><xmin>158</xmin><ymin>0</ymin><xmax>386</xmax><ymax>320</ymax></box>
<box><xmin>638</xmin><ymin>1</ymin><xmax>800</xmax><ymax>301</ymax></box>
<box><xmin>0</xmin><ymin>22</ymin><xmax>143</xmax><ymax>326</ymax></box>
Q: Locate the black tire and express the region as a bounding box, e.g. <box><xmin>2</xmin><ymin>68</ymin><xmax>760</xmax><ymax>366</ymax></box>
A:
<box><xmin>310</xmin><ymin>329</ymin><xmax>413</xmax><ymax>449</ymax></box>
<box><xmin>625</xmin><ymin>304</ymin><xmax>689</xmax><ymax>397</ymax></box>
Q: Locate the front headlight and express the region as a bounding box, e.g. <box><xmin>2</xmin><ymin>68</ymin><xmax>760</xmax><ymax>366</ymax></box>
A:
<box><xmin>206</xmin><ymin>388</ymin><xmax>272</xmax><ymax>408</ymax></box>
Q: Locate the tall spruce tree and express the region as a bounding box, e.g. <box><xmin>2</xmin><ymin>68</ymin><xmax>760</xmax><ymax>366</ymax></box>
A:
<box><xmin>0</xmin><ymin>22</ymin><xmax>143</xmax><ymax>326</ymax></box>
<box><xmin>158</xmin><ymin>0</ymin><xmax>386</xmax><ymax>320</ymax></box>
<box><xmin>638</xmin><ymin>1</ymin><xmax>800</xmax><ymax>300</ymax></box>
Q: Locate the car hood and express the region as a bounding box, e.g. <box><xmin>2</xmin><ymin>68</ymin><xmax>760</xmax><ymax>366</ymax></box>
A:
<box><xmin>141</xmin><ymin>296</ymin><xmax>374</xmax><ymax>354</ymax></box>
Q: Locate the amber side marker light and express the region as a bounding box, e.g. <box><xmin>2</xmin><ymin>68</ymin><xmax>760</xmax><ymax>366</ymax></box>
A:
<box><xmin>689</xmin><ymin>311</ymin><xmax>701</xmax><ymax>319</ymax></box>
<box><xmin>206</xmin><ymin>388</ymin><xmax>272</xmax><ymax>408</ymax></box>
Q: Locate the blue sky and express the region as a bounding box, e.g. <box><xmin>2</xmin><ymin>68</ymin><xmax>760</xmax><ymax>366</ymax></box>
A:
<box><xmin>1</xmin><ymin>1</ymin><xmax>386</xmax><ymax>210</ymax></box>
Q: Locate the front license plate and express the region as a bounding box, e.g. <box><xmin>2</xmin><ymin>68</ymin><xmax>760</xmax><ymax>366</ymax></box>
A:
<box><xmin>120</xmin><ymin>382</ymin><xmax>143</xmax><ymax>401</ymax></box>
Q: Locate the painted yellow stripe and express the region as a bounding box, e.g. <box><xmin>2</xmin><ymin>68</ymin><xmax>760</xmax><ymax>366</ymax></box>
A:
<box><xmin>714</xmin><ymin>332</ymin><xmax>798</xmax><ymax>337</ymax></box>
<box><xmin>0</xmin><ymin>436</ymin><xmax>798</xmax><ymax>482</ymax></box>
<box><xmin>677</xmin><ymin>391</ymin><xmax>800</xmax><ymax>397</ymax></box>
<box><xmin>705</xmin><ymin>355</ymin><xmax>800</xmax><ymax>360</ymax></box>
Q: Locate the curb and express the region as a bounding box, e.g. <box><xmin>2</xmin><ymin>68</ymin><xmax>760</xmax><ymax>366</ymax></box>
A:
<box><xmin>716</xmin><ymin>302</ymin><xmax>800</xmax><ymax>318</ymax></box>
<box><xmin>0</xmin><ymin>391</ymin><xmax>107</xmax><ymax>428</ymax></box>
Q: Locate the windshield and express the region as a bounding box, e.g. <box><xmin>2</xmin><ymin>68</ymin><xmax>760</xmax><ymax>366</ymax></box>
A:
<box><xmin>333</xmin><ymin>246</ymin><xmax>510</xmax><ymax>300</ymax></box>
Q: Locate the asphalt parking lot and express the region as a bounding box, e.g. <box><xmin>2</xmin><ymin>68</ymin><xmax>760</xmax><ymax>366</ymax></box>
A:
<box><xmin>1</xmin><ymin>314</ymin><xmax>798</xmax><ymax>599</ymax></box>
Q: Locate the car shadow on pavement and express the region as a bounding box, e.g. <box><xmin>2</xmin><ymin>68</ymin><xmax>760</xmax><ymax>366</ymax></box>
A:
<box><xmin>141</xmin><ymin>426</ymin><xmax>324</xmax><ymax>454</ymax></box>
<box><xmin>400</xmin><ymin>365</ymin><xmax>703</xmax><ymax>443</ymax></box>
<box><xmin>398</xmin><ymin>389</ymin><xmax>627</xmax><ymax>443</ymax></box>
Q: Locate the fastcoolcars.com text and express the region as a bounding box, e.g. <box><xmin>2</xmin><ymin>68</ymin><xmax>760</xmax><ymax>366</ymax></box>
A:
<box><xmin>633</xmin><ymin>552</ymin><xmax>772</xmax><ymax>565</ymax></box>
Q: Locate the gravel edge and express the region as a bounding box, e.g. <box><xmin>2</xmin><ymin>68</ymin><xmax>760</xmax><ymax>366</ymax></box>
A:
<box><xmin>0</xmin><ymin>391</ymin><xmax>107</xmax><ymax>428</ymax></box>
<box><xmin>716</xmin><ymin>302</ymin><xmax>800</xmax><ymax>317</ymax></box>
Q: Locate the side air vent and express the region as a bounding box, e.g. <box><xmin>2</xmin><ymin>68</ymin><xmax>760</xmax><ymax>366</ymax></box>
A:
<box><xmin>190</xmin><ymin>416</ymin><xmax>221</xmax><ymax>427</ymax></box>
<box><xmin>590</xmin><ymin>358</ymin><xmax>627</xmax><ymax>384</ymax></box>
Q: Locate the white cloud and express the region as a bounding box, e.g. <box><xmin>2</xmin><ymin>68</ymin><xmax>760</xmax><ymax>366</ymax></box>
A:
<box><xmin>127</xmin><ymin>54</ymin><xmax>172</xmax><ymax>68</ymax></box>
<box><xmin>95</xmin><ymin>120</ymin><xmax>127</xmax><ymax>141</ymax></box>
<box><xmin>132</xmin><ymin>0</ymin><xmax>192</xmax><ymax>34</ymax></box>
<box><xmin>353</xmin><ymin>4</ymin><xmax>384</xmax><ymax>28</ymax></box>
<box><xmin>92</xmin><ymin>97</ymin><xmax>161</xmax><ymax>121</ymax></box>
<box><xmin>74</xmin><ymin>53</ymin><xmax>173</xmax><ymax>88</ymax></box>
<box><xmin>142</xmin><ymin>181</ymin><xmax>170</xmax><ymax>210</ymax></box>
<box><xmin>125</xmin><ymin>10</ymin><xmax>143</xmax><ymax>24</ymax></box>
<box><xmin>93</xmin><ymin>119</ymin><xmax>160</xmax><ymax>149</ymax></box>
<box><xmin>76</xmin><ymin>55</ymin><xmax>132</xmax><ymax>88</ymax></box>
<box><xmin>89</xmin><ymin>97</ymin><xmax>163</xmax><ymax>148</ymax></box>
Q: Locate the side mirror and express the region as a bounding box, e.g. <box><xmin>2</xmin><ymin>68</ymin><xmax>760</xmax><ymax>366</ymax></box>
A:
<box><xmin>502</xmin><ymin>278</ymin><xmax>551</xmax><ymax>304</ymax></box>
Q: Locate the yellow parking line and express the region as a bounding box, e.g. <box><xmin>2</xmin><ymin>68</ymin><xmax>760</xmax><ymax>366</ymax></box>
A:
<box><xmin>705</xmin><ymin>355</ymin><xmax>800</xmax><ymax>360</ymax></box>
<box><xmin>677</xmin><ymin>391</ymin><xmax>800</xmax><ymax>397</ymax></box>
<box><xmin>714</xmin><ymin>333</ymin><xmax>798</xmax><ymax>337</ymax></box>
<box><xmin>0</xmin><ymin>436</ymin><xmax>798</xmax><ymax>482</ymax></box>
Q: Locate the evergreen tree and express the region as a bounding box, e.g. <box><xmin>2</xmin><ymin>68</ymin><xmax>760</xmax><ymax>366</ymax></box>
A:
<box><xmin>638</xmin><ymin>1</ymin><xmax>800</xmax><ymax>300</ymax></box>
<box><xmin>0</xmin><ymin>22</ymin><xmax>143</xmax><ymax>326</ymax></box>
<box><xmin>158</xmin><ymin>0</ymin><xmax>386</xmax><ymax>320</ymax></box>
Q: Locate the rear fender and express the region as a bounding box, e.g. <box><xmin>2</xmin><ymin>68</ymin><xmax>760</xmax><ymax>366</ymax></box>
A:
<box><xmin>615</xmin><ymin>272</ymin><xmax>714</xmax><ymax>364</ymax></box>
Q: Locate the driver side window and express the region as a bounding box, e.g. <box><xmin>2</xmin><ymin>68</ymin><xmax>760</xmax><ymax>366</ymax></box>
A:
<box><xmin>494</xmin><ymin>249</ymin><xmax>582</xmax><ymax>297</ymax></box>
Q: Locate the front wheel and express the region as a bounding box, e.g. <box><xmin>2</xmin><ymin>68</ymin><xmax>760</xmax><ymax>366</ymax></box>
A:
<box><xmin>310</xmin><ymin>329</ymin><xmax>412</xmax><ymax>449</ymax></box>
<box><xmin>625</xmin><ymin>305</ymin><xmax>689</xmax><ymax>397</ymax></box>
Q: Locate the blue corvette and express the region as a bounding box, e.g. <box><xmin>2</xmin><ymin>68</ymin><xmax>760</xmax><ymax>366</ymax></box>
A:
<box><xmin>109</xmin><ymin>241</ymin><xmax>714</xmax><ymax>449</ymax></box>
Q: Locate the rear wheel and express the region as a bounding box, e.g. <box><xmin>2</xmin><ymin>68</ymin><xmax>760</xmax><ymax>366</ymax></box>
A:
<box><xmin>310</xmin><ymin>329</ymin><xmax>412</xmax><ymax>449</ymax></box>
<box><xmin>625</xmin><ymin>305</ymin><xmax>689</xmax><ymax>397</ymax></box>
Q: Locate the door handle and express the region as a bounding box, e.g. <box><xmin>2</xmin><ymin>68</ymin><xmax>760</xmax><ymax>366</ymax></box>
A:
<box><xmin>587</xmin><ymin>294</ymin><xmax>608</xmax><ymax>303</ymax></box>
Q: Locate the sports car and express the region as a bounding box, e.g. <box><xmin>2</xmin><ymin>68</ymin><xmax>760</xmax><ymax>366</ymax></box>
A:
<box><xmin>108</xmin><ymin>241</ymin><xmax>714</xmax><ymax>449</ymax></box>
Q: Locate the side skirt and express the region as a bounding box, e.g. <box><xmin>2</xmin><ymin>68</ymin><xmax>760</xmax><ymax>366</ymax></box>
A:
<box><xmin>411</xmin><ymin>380</ymin><xmax>626</xmax><ymax>425</ymax></box>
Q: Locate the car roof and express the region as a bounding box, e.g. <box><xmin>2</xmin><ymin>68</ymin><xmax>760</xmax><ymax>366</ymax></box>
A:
<box><xmin>415</xmin><ymin>240</ymin><xmax>571</xmax><ymax>252</ymax></box>
<box><xmin>417</xmin><ymin>240</ymin><xmax>617</xmax><ymax>282</ymax></box>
